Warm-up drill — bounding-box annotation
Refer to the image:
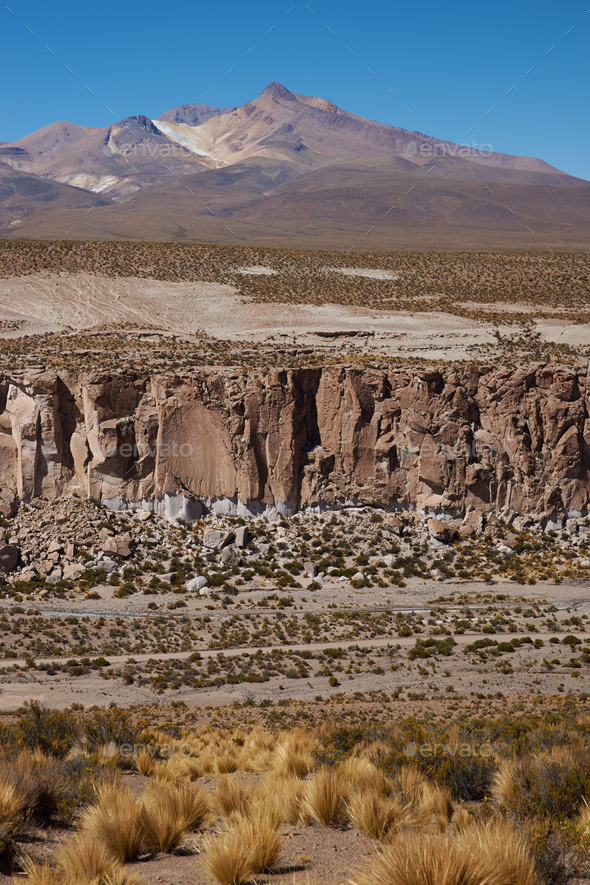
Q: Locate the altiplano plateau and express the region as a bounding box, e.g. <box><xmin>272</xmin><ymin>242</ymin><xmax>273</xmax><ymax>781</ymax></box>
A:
<box><xmin>1</xmin><ymin>68</ymin><xmax>590</xmax><ymax>885</ymax></box>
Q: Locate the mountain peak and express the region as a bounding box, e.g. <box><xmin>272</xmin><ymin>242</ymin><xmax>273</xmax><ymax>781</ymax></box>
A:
<box><xmin>259</xmin><ymin>82</ymin><xmax>298</xmax><ymax>102</ymax></box>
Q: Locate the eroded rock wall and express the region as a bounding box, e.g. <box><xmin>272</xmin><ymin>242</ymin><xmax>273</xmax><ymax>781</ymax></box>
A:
<box><xmin>0</xmin><ymin>363</ymin><xmax>588</xmax><ymax>521</ymax></box>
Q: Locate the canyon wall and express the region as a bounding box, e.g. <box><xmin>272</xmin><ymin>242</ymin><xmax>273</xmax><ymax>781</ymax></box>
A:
<box><xmin>0</xmin><ymin>362</ymin><xmax>588</xmax><ymax>523</ymax></box>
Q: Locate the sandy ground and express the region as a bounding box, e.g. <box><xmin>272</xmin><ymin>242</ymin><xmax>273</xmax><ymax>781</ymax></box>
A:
<box><xmin>326</xmin><ymin>267</ymin><xmax>400</xmax><ymax>280</ymax></box>
<box><xmin>1</xmin><ymin>578</ymin><xmax>587</xmax><ymax>712</ymax></box>
<box><xmin>4</xmin><ymin>270</ymin><xmax>588</xmax><ymax>359</ymax></box>
<box><xmin>234</xmin><ymin>265</ymin><xmax>277</xmax><ymax>275</ymax></box>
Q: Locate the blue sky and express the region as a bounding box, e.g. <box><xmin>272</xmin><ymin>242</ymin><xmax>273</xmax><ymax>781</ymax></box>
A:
<box><xmin>3</xmin><ymin>0</ymin><xmax>589</xmax><ymax>180</ymax></box>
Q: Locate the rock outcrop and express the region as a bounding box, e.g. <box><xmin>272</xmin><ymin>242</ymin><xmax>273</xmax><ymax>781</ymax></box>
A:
<box><xmin>1</xmin><ymin>362</ymin><xmax>589</xmax><ymax>522</ymax></box>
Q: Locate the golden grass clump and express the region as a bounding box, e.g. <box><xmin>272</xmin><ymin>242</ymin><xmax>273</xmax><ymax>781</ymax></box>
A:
<box><xmin>80</xmin><ymin>781</ymin><xmax>142</xmax><ymax>865</ymax></box>
<box><xmin>390</xmin><ymin>765</ymin><xmax>426</xmax><ymax>802</ymax></box>
<box><xmin>133</xmin><ymin>747</ymin><xmax>155</xmax><ymax>776</ymax></box>
<box><xmin>418</xmin><ymin>783</ymin><xmax>454</xmax><ymax>832</ymax></box>
<box><xmin>54</xmin><ymin>834</ymin><xmax>118</xmax><ymax>882</ymax></box>
<box><xmin>140</xmin><ymin>780</ymin><xmax>210</xmax><ymax>853</ymax></box>
<box><xmin>238</xmin><ymin>727</ymin><xmax>277</xmax><ymax>772</ymax></box>
<box><xmin>21</xmin><ymin>834</ymin><xmax>142</xmax><ymax>885</ymax></box>
<box><xmin>229</xmin><ymin>807</ymin><xmax>283</xmax><ymax>873</ymax></box>
<box><xmin>451</xmin><ymin>806</ymin><xmax>471</xmax><ymax>833</ymax></box>
<box><xmin>347</xmin><ymin>790</ymin><xmax>409</xmax><ymax>840</ymax></box>
<box><xmin>1</xmin><ymin>750</ymin><xmax>67</xmax><ymax>820</ymax></box>
<box><xmin>260</xmin><ymin>772</ymin><xmax>306</xmax><ymax>824</ymax></box>
<box><xmin>491</xmin><ymin>758</ymin><xmax>519</xmax><ymax>806</ymax></box>
<box><xmin>349</xmin><ymin>820</ymin><xmax>539</xmax><ymax>885</ymax></box>
<box><xmin>272</xmin><ymin>729</ymin><xmax>315</xmax><ymax>778</ymax></box>
<box><xmin>338</xmin><ymin>756</ymin><xmax>391</xmax><ymax>793</ymax></box>
<box><xmin>302</xmin><ymin>768</ymin><xmax>348</xmax><ymax>826</ymax></box>
<box><xmin>0</xmin><ymin>778</ymin><xmax>28</xmax><ymax>821</ymax></box>
<box><xmin>272</xmin><ymin>742</ymin><xmax>313</xmax><ymax>779</ymax></box>
<box><xmin>152</xmin><ymin>755</ymin><xmax>202</xmax><ymax>783</ymax></box>
<box><xmin>202</xmin><ymin>829</ymin><xmax>254</xmax><ymax>885</ymax></box>
<box><xmin>213</xmin><ymin>774</ymin><xmax>256</xmax><ymax>820</ymax></box>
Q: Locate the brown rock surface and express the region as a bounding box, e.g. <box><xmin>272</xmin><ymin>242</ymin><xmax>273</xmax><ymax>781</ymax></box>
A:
<box><xmin>0</xmin><ymin>544</ymin><xmax>18</xmax><ymax>572</ymax></box>
<box><xmin>1</xmin><ymin>363</ymin><xmax>590</xmax><ymax>521</ymax></box>
<box><xmin>427</xmin><ymin>518</ymin><xmax>455</xmax><ymax>542</ymax></box>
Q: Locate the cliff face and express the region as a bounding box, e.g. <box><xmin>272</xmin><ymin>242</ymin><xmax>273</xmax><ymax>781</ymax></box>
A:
<box><xmin>0</xmin><ymin>363</ymin><xmax>588</xmax><ymax>522</ymax></box>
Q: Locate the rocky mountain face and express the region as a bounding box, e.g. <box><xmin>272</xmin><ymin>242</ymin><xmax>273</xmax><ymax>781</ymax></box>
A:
<box><xmin>0</xmin><ymin>363</ymin><xmax>588</xmax><ymax>526</ymax></box>
<box><xmin>2</xmin><ymin>83</ymin><xmax>588</xmax><ymax>243</ymax></box>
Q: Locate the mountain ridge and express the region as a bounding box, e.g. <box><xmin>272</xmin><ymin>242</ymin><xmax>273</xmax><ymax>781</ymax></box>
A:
<box><xmin>0</xmin><ymin>82</ymin><xmax>588</xmax><ymax>247</ymax></box>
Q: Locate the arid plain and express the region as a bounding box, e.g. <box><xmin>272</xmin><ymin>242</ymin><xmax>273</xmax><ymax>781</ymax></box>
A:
<box><xmin>0</xmin><ymin>238</ymin><xmax>589</xmax><ymax>884</ymax></box>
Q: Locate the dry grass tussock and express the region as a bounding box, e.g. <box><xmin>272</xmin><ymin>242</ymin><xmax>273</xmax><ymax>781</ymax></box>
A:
<box><xmin>202</xmin><ymin>829</ymin><xmax>254</xmax><ymax>885</ymax></box>
<box><xmin>347</xmin><ymin>790</ymin><xmax>410</xmax><ymax>840</ymax></box>
<box><xmin>350</xmin><ymin>819</ymin><xmax>539</xmax><ymax>885</ymax></box>
<box><xmin>152</xmin><ymin>755</ymin><xmax>202</xmax><ymax>783</ymax></box>
<box><xmin>491</xmin><ymin>758</ymin><xmax>519</xmax><ymax>806</ymax></box>
<box><xmin>338</xmin><ymin>755</ymin><xmax>391</xmax><ymax>793</ymax></box>
<box><xmin>259</xmin><ymin>771</ymin><xmax>306</xmax><ymax>824</ymax></box>
<box><xmin>491</xmin><ymin>741</ymin><xmax>590</xmax><ymax>818</ymax></box>
<box><xmin>202</xmin><ymin>807</ymin><xmax>282</xmax><ymax>884</ymax></box>
<box><xmin>271</xmin><ymin>728</ymin><xmax>315</xmax><ymax>778</ymax></box>
<box><xmin>1</xmin><ymin>750</ymin><xmax>67</xmax><ymax>820</ymax></box>
<box><xmin>302</xmin><ymin>768</ymin><xmax>348</xmax><ymax>826</ymax></box>
<box><xmin>229</xmin><ymin>806</ymin><xmax>282</xmax><ymax>873</ymax></box>
<box><xmin>80</xmin><ymin>781</ymin><xmax>142</xmax><ymax>865</ymax></box>
<box><xmin>213</xmin><ymin>774</ymin><xmax>255</xmax><ymax>820</ymax></box>
<box><xmin>0</xmin><ymin>778</ymin><xmax>28</xmax><ymax>821</ymax></box>
<box><xmin>139</xmin><ymin>780</ymin><xmax>210</xmax><ymax>853</ymax></box>
<box><xmin>345</xmin><ymin>767</ymin><xmax>453</xmax><ymax>839</ymax></box>
<box><xmin>20</xmin><ymin>834</ymin><xmax>142</xmax><ymax>885</ymax></box>
<box><xmin>238</xmin><ymin>726</ymin><xmax>277</xmax><ymax>772</ymax></box>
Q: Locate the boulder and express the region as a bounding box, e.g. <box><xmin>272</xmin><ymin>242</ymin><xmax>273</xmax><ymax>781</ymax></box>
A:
<box><xmin>98</xmin><ymin>558</ymin><xmax>119</xmax><ymax>575</ymax></box>
<box><xmin>46</xmin><ymin>571</ymin><xmax>63</xmax><ymax>585</ymax></box>
<box><xmin>0</xmin><ymin>545</ymin><xmax>18</xmax><ymax>573</ymax></box>
<box><xmin>235</xmin><ymin>526</ymin><xmax>250</xmax><ymax>548</ymax></box>
<box><xmin>427</xmin><ymin>518</ymin><xmax>455</xmax><ymax>542</ymax></box>
<box><xmin>0</xmin><ymin>502</ymin><xmax>16</xmax><ymax>519</ymax></box>
<box><xmin>460</xmin><ymin>509</ymin><xmax>483</xmax><ymax>537</ymax></box>
<box><xmin>383</xmin><ymin>515</ymin><xmax>403</xmax><ymax>536</ymax></box>
<box><xmin>202</xmin><ymin>529</ymin><xmax>233</xmax><ymax>550</ymax></box>
<box><xmin>102</xmin><ymin>533</ymin><xmax>132</xmax><ymax>558</ymax></box>
<box><xmin>221</xmin><ymin>545</ymin><xmax>240</xmax><ymax>565</ymax></box>
<box><xmin>63</xmin><ymin>563</ymin><xmax>85</xmax><ymax>580</ymax></box>
<box><xmin>186</xmin><ymin>575</ymin><xmax>209</xmax><ymax>593</ymax></box>
<box><xmin>303</xmin><ymin>561</ymin><xmax>318</xmax><ymax>577</ymax></box>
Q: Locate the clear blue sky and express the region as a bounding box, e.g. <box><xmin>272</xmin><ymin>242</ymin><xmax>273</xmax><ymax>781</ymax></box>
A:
<box><xmin>3</xmin><ymin>0</ymin><xmax>589</xmax><ymax>180</ymax></box>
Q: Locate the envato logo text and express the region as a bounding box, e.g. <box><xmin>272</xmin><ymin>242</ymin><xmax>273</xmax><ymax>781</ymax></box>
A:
<box><xmin>404</xmin><ymin>741</ymin><xmax>493</xmax><ymax>759</ymax></box>
<box><xmin>102</xmin><ymin>143</ymin><xmax>196</xmax><ymax>160</ymax></box>
<box><xmin>103</xmin><ymin>741</ymin><xmax>193</xmax><ymax>759</ymax></box>
<box><xmin>402</xmin><ymin>140</ymin><xmax>493</xmax><ymax>159</ymax></box>
<box><xmin>105</xmin><ymin>442</ymin><xmax>195</xmax><ymax>459</ymax></box>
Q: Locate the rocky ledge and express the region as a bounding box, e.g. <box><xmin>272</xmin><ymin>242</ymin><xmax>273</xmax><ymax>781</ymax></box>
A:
<box><xmin>0</xmin><ymin>362</ymin><xmax>588</xmax><ymax>524</ymax></box>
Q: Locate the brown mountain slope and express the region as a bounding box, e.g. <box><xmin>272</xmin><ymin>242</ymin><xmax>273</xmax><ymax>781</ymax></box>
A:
<box><xmin>173</xmin><ymin>82</ymin><xmax>584</xmax><ymax>184</ymax></box>
<box><xmin>0</xmin><ymin>161</ymin><xmax>112</xmax><ymax>231</ymax></box>
<box><xmin>1</xmin><ymin>82</ymin><xmax>588</xmax><ymax>248</ymax></box>
<box><xmin>0</xmin><ymin>116</ymin><xmax>214</xmax><ymax>199</ymax></box>
<box><xmin>5</xmin><ymin>157</ymin><xmax>589</xmax><ymax>250</ymax></box>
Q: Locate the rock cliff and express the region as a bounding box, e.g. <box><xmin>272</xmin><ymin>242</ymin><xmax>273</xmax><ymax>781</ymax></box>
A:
<box><xmin>0</xmin><ymin>363</ymin><xmax>588</xmax><ymax>522</ymax></box>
